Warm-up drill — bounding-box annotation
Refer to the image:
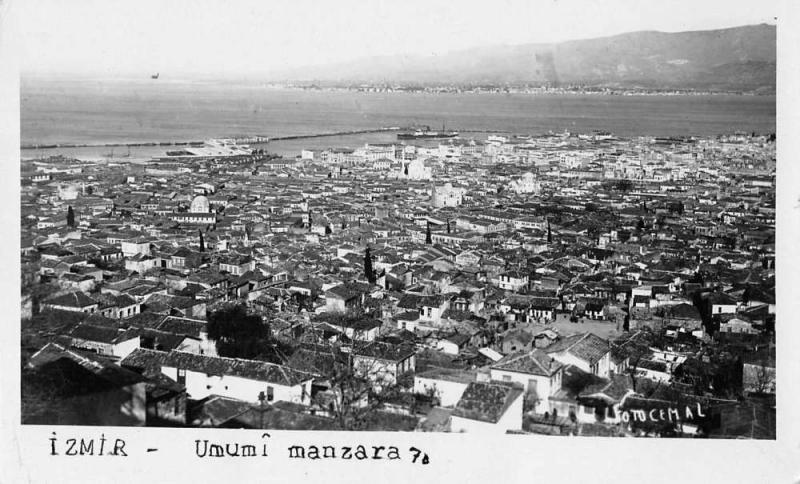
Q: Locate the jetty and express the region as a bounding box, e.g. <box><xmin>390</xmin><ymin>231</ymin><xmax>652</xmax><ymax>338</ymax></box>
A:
<box><xmin>21</xmin><ymin>127</ymin><xmax>402</xmax><ymax>150</ymax></box>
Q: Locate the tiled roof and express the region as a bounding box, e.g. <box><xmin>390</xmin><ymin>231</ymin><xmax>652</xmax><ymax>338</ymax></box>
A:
<box><xmin>325</xmin><ymin>282</ymin><xmax>371</xmax><ymax>301</ymax></box>
<box><xmin>545</xmin><ymin>332</ymin><xmax>610</xmax><ymax>365</ymax></box>
<box><xmin>492</xmin><ymin>348</ymin><xmax>562</xmax><ymax>376</ymax></box>
<box><xmin>452</xmin><ymin>381</ymin><xmax>523</xmax><ymax>423</ymax></box>
<box><xmin>162</xmin><ymin>350</ymin><xmax>313</xmax><ymax>386</ymax></box>
<box><xmin>119</xmin><ymin>348</ymin><xmax>170</xmax><ymax>377</ymax></box>
<box><xmin>156</xmin><ymin>317</ymin><xmax>207</xmax><ymax>337</ymax></box>
<box><xmin>44</xmin><ymin>291</ymin><xmax>97</xmax><ymax>308</ymax></box>
<box><xmin>69</xmin><ymin>324</ymin><xmax>128</xmax><ymax>344</ymax></box>
<box><xmin>353</xmin><ymin>341</ymin><xmax>416</xmax><ymax>362</ymax></box>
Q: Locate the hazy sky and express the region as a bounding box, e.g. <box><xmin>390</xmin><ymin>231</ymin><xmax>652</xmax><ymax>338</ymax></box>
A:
<box><xmin>18</xmin><ymin>0</ymin><xmax>776</xmax><ymax>78</ymax></box>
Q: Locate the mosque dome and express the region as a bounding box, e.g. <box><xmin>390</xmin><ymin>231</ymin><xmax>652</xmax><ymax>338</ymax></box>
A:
<box><xmin>190</xmin><ymin>195</ymin><xmax>210</xmax><ymax>213</ymax></box>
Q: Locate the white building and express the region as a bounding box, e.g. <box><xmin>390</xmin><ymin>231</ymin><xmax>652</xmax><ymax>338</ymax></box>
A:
<box><xmin>396</xmin><ymin>158</ymin><xmax>432</xmax><ymax>180</ymax></box>
<box><xmin>414</xmin><ymin>368</ymin><xmax>475</xmax><ymax>407</ymax></box>
<box><xmin>489</xmin><ymin>349</ymin><xmax>564</xmax><ymax>414</ymax></box>
<box><xmin>431</xmin><ymin>183</ymin><xmax>466</xmax><ymax>208</ymax></box>
<box><xmin>509</xmin><ymin>172</ymin><xmax>542</xmax><ymax>194</ymax></box>
<box><xmin>160</xmin><ymin>351</ymin><xmax>314</xmax><ymax>404</ymax></box>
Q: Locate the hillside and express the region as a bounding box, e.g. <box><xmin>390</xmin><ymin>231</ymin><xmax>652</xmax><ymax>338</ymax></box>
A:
<box><xmin>276</xmin><ymin>24</ymin><xmax>775</xmax><ymax>91</ymax></box>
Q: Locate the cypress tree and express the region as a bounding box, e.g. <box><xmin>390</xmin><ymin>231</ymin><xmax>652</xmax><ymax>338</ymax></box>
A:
<box><xmin>364</xmin><ymin>247</ymin><xmax>376</xmax><ymax>284</ymax></box>
<box><xmin>66</xmin><ymin>205</ymin><xmax>75</xmax><ymax>228</ymax></box>
<box><xmin>547</xmin><ymin>219</ymin><xmax>552</xmax><ymax>243</ymax></box>
<box><xmin>425</xmin><ymin>222</ymin><xmax>432</xmax><ymax>244</ymax></box>
<box><xmin>199</xmin><ymin>230</ymin><xmax>205</xmax><ymax>252</ymax></box>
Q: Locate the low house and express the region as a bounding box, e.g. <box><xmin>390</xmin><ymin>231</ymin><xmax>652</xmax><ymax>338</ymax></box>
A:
<box><xmin>160</xmin><ymin>350</ymin><xmax>314</xmax><ymax>404</ymax></box>
<box><xmin>121</xmin><ymin>238</ymin><xmax>152</xmax><ymax>257</ymax></box>
<box><xmin>528</xmin><ymin>297</ymin><xmax>561</xmax><ymax>322</ymax></box>
<box><xmin>435</xmin><ymin>332</ymin><xmax>471</xmax><ymax>355</ymax></box>
<box><xmin>41</xmin><ymin>291</ymin><xmax>99</xmax><ymax>314</ymax></box>
<box><xmin>708</xmin><ymin>292</ymin><xmax>739</xmax><ymax>316</ymax></box>
<box><xmin>68</xmin><ymin>324</ymin><xmax>141</xmax><ymax>359</ymax></box>
<box><xmin>396</xmin><ymin>293</ymin><xmax>449</xmax><ymax>325</ymax></box>
<box><xmin>125</xmin><ymin>253</ymin><xmax>159</xmax><ymax>274</ymax></box>
<box><xmin>23</xmin><ymin>343</ymin><xmax>147</xmax><ymax>426</ymax></box>
<box><xmin>351</xmin><ymin>342</ymin><xmax>416</xmax><ymax>388</ymax></box>
<box><xmin>219</xmin><ymin>255</ymin><xmax>256</xmax><ymax>276</ymax></box>
<box><xmin>324</xmin><ymin>282</ymin><xmax>371</xmax><ymax>313</ymax></box>
<box><xmin>156</xmin><ymin>316</ymin><xmax>218</xmax><ymax>356</ymax></box>
<box><xmin>450</xmin><ymin>381</ymin><xmax>524</xmax><ymax>433</ymax></box>
<box><xmin>97</xmin><ymin>294</ymin><xmax>142</xmax><ymax>319</ymax></box>
<box><xmin>720</xmin><ymin>317</ymin><xmax>760</xmax><ymax>335</ymax></box>
<box><xmin>545</xmin><ymin>332</ymin><xmax>612</xmax><ymax>378</ymax></box>
<box><xmin>490</xmin><ymin>349</ymin><xmax>564</xmax><ymax>414</ymax></box>
<box><xmin>321</xmin><ymin>316</ymin><xmax>382</xmax><ymax>342</ymax></box>
<box><xmin>58</xmin><ymin>273</ymin><xmax>96</xmax><ymax>292</ymax></box>
<box><xmin>660</xmin><ymin>303</ymin><xmax>704</xmax><ymax>331</ymax></box>
<box><xmin>119</xmin><ymin>348</ymin><xmax>188</xmax><ymax>425</ymax></box>
<box><xmin>413</xmin><ymin>367</ymin><xmax>476</xmax><ymax>407</ymax></box>
<box><xmin>498</xmin><ymin>328</ymin><xmax>534</xmax><ymax>354</ymax></box>
<box><xmin>492</xmin><ymin>271</ymin><xmax>529</xmax><ymax>292</ymax></box>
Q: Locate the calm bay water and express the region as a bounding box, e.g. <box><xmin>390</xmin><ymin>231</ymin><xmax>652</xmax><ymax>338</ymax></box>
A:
<box><xmin>21</xmin><ymin>78</ymin><xmax>776</xmax><ymax>160</ymax></box>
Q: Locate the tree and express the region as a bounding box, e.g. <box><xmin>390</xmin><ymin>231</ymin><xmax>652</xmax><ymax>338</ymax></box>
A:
<box><xmin>66</xmin><ymin>205</ymin><xmax>75</xmax><ymax>228</ymax></box>
<box><xmin>325</xmin><ymin>225</ymin><xmax>332</xmax><ymax>236</ymax></box>
<box><xmin>291</xmin><ymin>336</ymin><xmax>410</xmax><ymax>431</ymax></box>
<box><xmin>547</xmin><ymin>219</ymin><xmax>552</xmax><ymax>243</ymax></box>
<box><xmin>615</xmin><ymin>179</ymin><xmax>633</xmax><ymax>192</ymax></box>
<box><xmin>198</xmin><ymin>230</ymin><xmax>205</xmax><ymax>252</ymax></box>
<box><xmin>206</xmin><ymin>303</ymin><xmax>272</xmax><ymax>359</ymax></box>
<box><xmin>446</xmin><ymin>219</ymin><xmax>451</xmax><ymax>234</ymax></box>
<box><xmin>364</xmin><ymin>247</ymin><xmax>376</xmax><ymax>284</ymax></box>
<box><xmin>425</xmin><ymin>222</ymin><xmax>432</xmax><ymax>244</ymax></box>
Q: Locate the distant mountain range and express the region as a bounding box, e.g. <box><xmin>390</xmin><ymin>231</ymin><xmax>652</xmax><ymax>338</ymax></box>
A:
<box><xmin>276</xmin><ymin>24</ymin><xmax>776</xmax><ymax>92</ymax></box>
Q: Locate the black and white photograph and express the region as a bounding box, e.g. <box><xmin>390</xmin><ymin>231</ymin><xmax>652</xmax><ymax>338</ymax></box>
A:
<box><xmin>2</xmin><ymin>0</ymin><xmax>798</xmax><ymax>482</ymax></box>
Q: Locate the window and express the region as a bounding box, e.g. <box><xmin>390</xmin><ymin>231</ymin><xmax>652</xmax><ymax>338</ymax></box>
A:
<box><xmin>267</xmin><ymin>386</ymin><xmax>274</xmax><ymax>402</ymax></box>
<box><xmin>528</xmin><ymin>379</ymin><xmax>538</xmax><ymax>392</ymax></box>
<box><xmin>177</xmin><ymin>368</ymin><xmax>186</xmax><ymax>385</ymax></box>
<box><xmin>502</xmin><ymin>375</ymin><xmax>512</xmax><ymax>382</ymax></box>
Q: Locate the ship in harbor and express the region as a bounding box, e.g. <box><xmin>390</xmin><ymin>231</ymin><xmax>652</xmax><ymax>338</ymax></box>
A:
<box><xmin>397</xmin><ymin>124</ymin><xmax>458</xmax><ymax>140</ymax></box>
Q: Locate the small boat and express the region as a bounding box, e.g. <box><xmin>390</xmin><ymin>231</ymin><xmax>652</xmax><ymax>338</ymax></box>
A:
<box><xmin>151</xmin><ymin>73</ymin><xmax>159</xmax><ymax>80</ymax></box>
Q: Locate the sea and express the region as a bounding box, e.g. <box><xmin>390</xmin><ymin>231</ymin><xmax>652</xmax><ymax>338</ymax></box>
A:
<box><xmin>20</xmin><ymin>77</ymin><xmax>776</xmax><ymax>161</ymax></box>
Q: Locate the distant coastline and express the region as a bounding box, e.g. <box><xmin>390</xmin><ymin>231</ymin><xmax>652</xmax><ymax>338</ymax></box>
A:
<box><xmin>276</xmin><ymin>83</ymin><xmax>775</xmax><ymax>96</ymax></box>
